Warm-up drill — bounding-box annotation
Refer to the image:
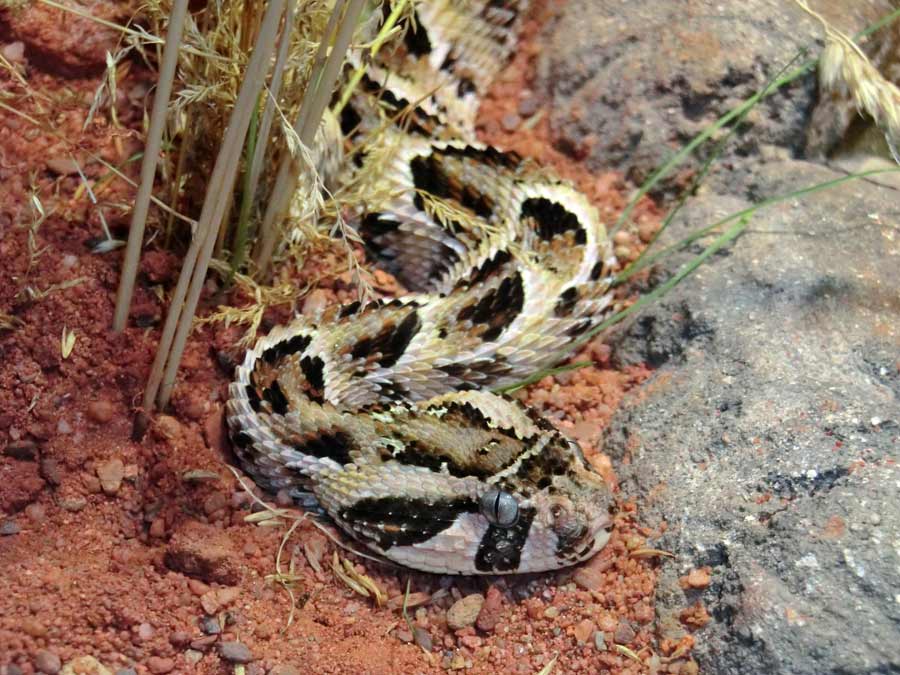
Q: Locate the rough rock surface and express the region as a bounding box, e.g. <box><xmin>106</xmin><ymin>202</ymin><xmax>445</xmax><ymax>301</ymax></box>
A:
<box><xmin>604</xmin><ymin>158</ymin><xmax>899</xmax><ymax>674</ymax></box>
<box><xmin>539</xmin><ymin>0</ymin><xmax>894</xmax><ymax>191</ymax></box>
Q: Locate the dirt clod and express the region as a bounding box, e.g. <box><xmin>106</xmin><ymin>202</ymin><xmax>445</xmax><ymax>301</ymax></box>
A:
<box><xmin>164</xmin><ymin>521</ymin><xmax>242</xmax><ymax>585</ymax></box>
<box><xmin>86</xmin><ymin>399</ymin><xmax>115</xmax><ymax>424</ymax></box>
<box><xmin>145</xmin><ymin>656</ymin><xmax>174</xmax><ymax>674</ymax></box>
<box><xmin>475</xmin><ymin>585</ymin><xmax>503</xmax><ymax>632</ymax></box>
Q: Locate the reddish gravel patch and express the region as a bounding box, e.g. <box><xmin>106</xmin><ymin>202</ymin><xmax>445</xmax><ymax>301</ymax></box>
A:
<box><xmin>0</xmin><ymin>1</ymin><xmax>703</xmax><ymax>674</ymax></box>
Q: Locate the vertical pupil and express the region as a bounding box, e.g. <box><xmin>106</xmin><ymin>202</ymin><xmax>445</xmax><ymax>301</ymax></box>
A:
<box><xmin>493</xmin><ymin>491</ymin><xmax>502</xmax><ymax>520</ymax></box>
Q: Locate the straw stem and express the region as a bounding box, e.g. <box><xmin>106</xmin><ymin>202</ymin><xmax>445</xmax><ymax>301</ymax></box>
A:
<box><xmin>144</xmin><ymin>0</ymin><xmax>287</xmax><ymax>410</ymax></box>
<box><xmin>112</xmin><ymin>0</ymin><xmax>189</xmax><ymax>332</ymax></box>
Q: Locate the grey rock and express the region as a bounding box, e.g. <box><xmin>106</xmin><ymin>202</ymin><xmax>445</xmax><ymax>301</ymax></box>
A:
<box><xmin>604</xmin><ymin>158</ymin><xmax>900</xmax><ymax>675</ymax></box>
<box><xmin>217</xmin><ymin>640</ymin><xmax>253</xmax><ymax>664</ymax></box>
<box><xmin>540</xmin><ymin>0</ymin><xmax>893</xmax><ymax>192</ymax></box>
<box><xmin>0</xmin><ymin>520</ymin><xmax>21</xmax><ymax>536</ymax></box>
<box><xmin>33</xmin><ymin>649</ymin><xmax>61</xmax><ymax>674</ymax></box>
<box><xmin>199</xmin><ymin>615</ymin><xmax>221</xmax><ymax>635</ymax></box>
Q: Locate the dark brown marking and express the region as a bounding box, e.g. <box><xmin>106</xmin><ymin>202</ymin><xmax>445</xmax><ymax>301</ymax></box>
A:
<box><xmin>457</xmin><ymin>272</ymin><xmax>524</xmax><ymax>341</ymax></box>
<box><xmin>299</xmin><ymin>355</ymin><xmax>326</xmax><ymax>403</ymax></box>
<box><xmin>475</xmin><ymin>506</ymin><xmax>536</xmax><ymax>572</ymax></box>
<box><xmin>339</xmin><ymin>300</ymin><xmax>361</xmax><ymax>318</ymax></box>
<box><xmin>384</xmin><ymin>439</ymin><xmax>496</xmax><ymax>480</ymax></box>
<box><xmin>350</xmin><ymin>310</ymin><xmax>421</xmax><ymax>368</ymax></box>
<box><xmin>410</xmin><ymin>154</ymin><xmax>494</xmax><ymax>218</ymax></box>
<box><xmin>262</xmin><ymin>380</ymin><xmax>290</xmax><ymax>416</ymax></box>
<box><xmin>340</xmin><ymin>496</ymin><xmax>478</xmax><ymax>549</ymax></box>
<box><xmin>402</xmin><ymin>10</ymin><xmax>432</xmax><ymax>56</ymax></box>
<box><xmin>554</xmin><ymin>287</ymin><xmax>579</xmax><ymax>317</ymax></box>
<box><xmin>261</xmin><ymin>333</ymin><xmax>312</xmax><ymax>365</ymax></box>
<box><xmin>457</xmin><ymin>78</ymin><xmax>477</xmax><ymax>97</ymax></box>
<box><xmin>590</xmin><ymin>260</ymin><xmax>605</xmax><ymax>281</ymax></box>
<box><xmin>245</xmin><ymin>384</ymin><xmax>262</xmax><ymax>412</ymax></box>
<box><xmin>521</xmin><ymin>197</ymin><xmax>583</xmax><ymax>242</ymax></box>
<box><xmin>566</xmin><ymin>319</ymin><xmax>593</xmax><ymax>338</ymax></box>
<box><xmin>294</xmin><ymin>430</ymin><xmax>353</xmax><ymax>466</ymax></box>
<box><xmin>232</xmin><ymin>431</ymin><xmax>253</xmax><ymax>449</ymax></box>
<box><xmin>437</xmin><ymin>144</ymin><xmax>521</xmax><ymax>171</ymax></box>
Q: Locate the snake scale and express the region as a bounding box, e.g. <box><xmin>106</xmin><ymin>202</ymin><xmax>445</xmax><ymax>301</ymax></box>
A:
<box><xmin>226</xmin><ymin>0</ymin><xmax>620</xmax><ymax>574</ymax></box>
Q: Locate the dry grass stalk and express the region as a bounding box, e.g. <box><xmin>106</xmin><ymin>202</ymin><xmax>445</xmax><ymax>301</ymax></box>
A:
<box><xmin>797</xmin><ymin>0</ymin><xmax>900</xmax><ymax>161</ymax></box>
<box><xmin>144</xmin><ymin>0</ymin><xmax>287</xmax><ymax>410</ymax></box>
<box><xmin>113</xmin><ymin>0</ymin><xmax>190</xmax><ymax>332</ymax></box>
<box><xmin>253</xmin><ymin>0</ymin><xmax>367</xmax><ymax>275</ymax></box>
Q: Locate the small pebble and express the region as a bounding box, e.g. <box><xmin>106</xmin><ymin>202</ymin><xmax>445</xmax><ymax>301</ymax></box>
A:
<box><xmin>145</xmin><ymin>656</ymin><xmax>174</xmax><ymax>674</ymax></box>
<box><xmin>413</xmin><ymin>627</ymin><xmax>432</xmax><ymax>651</ymax></box>
<box><xmin>149</xmin><ymin>518</ymin><xmax>166</xmax><ymax>538</ymax></box>
<box><xmin>446</xmin><ymin>593</ymin><xmax>485</xmax><ymax>630</ymax></box>
<box><xmin>96</xmin><ymin>458</ymin><xmax>125</xmax><ymax>496</ymax></box>
<box><xmin>475</xmin><ymin>585</ymin><xmax>503</xmax><ymax>632</ymax></box>
<box><xmin>2</xmin><ymin>41</ymin><xmax>25</xmax><ymax>62</ymax></box>
<box><xmin>638</xmin><ymin>221</ymin><xmax>657</xmax><ymax>243</ymax></box>
<box><xmin>86</xmin><ymin>399</ymin><xmax>115</xmax><ymax>424</ymax></box>
<box><xmin>25</xmin><ymin>503</ymin><xmax>46</xmax><ymax>523</ymax></box>
<box><xmin>518</xmin><ymin>96</ymin><xmax>539</xmax><ymax>117</ymax></box>
<box><xmin>0</xmin><ymin>521</ymin><xmax>21</xmax><ymax>536</ymax></box>
<box><xmin>501</xmin><ymin>113</ymin><xmax>521</xmax><ymax>131</ymax></box>
<box><xmin>190</xmin><ymin>635</ymin><xmax>217</xmax><ymax>651</ymax></box>
<box><xmin>59</xmin><ymin>497</ymin><xmax>87</xmax><ymax>512</ymax></box>
<box><xmin>187</xmin><ymin>579</ymin><xmax>210</xmax><ymax>596</ymax></box>
<box><xmin>573</xmin><ymin>555</ymin><xmax>614</xmax><ymax>590</ymax></box>
<box><xmin>40</xmin><ymin>458</ymin><xmax>62</xmax><ymax>486</ymax></box>
<box><xmin>203</xmin><ymin>491</ymin><xmax>228</xmax><ymax>516</ymax></box>
<box><xmin>56</xmin><ymin>419</ymin><xmax>72</xmax><ymax>435</ymax></box>
<box><xmin>267</xmin><ymin>667</ymin><xmax>302</xmax><ymax>675</ymax></box>
<box><xmin>573</xmin><ymin>618</ymin><xmax>595</xmax><ymax>644</ymax></box>
<box><xmin>593</xmin><ymin>631</ymin><xmax>607</xmax><ymax>651</ymax></box>
<box><xmin>58</xmin><ymin>657</ymin><xmax>107</xmax><ymax>673</ymax></box>
<box><xmin>33</xmin><ymin>649</ymin><xmax>61</xmax><ymax>674</ymax></box>
<box><xmin>115</xmin><ymin>669</ymin><xmax>138</xmax><ymax>675</ymax></box>
<box><xmin>543</xmin><ymin>606</ymin><xmax>559</xmax><ymax>619</ymax></box>
<box><xmin>680</xmin><ymin>567</ymin><xmax>711</xmax><ymax>589</ymax></box>
<box><xmin>184</xmin><ymin>651</ymin><xmax>203</xmax><ymax>665</ymax></box>
<box><xmin>22</xmin><ymin>618</ymin><xmax>48</xmax><ymax>638</ymax></box>
<box><xmin>614</xmin><ymin>620</ymin><xmax>636</xmax><ymax>644</ymax></box>
<box><xmin>200</xmin><ymin>616</ymin><xmax>222</xmax><ymax>635</ymax></box>
<box><xmin>137</xmin><ymin>623</ymin><xmax>154</xmax><ymax>641</ymax></box>
<box><xmin>168</xmin><ymin>631</ymin><xmax>191</xmax><ymax>647</ymax></box>
<box><xmin>217</xmin><ymin>640</ymin><xmax>253</xmax><ymax>664</ymax></box>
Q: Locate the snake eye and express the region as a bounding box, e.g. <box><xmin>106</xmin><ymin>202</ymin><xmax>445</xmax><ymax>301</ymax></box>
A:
<box><xmin>480</xmin><ymin>488</ymin><xmax>519</xmax><ymax>528</ymax></box>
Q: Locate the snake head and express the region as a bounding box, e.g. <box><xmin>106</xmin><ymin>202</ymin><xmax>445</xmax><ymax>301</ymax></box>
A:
<box><xmin>474</xmin><ymin>435</ymin><xmax>614</xmax><ymax>574</ymax></box>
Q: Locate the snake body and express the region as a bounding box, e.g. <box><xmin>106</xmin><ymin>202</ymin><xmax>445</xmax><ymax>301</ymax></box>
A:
<box><xmin>226</xmin><ymin>1</ymin><xmax>619</xmax><ymax>574</ymax></box>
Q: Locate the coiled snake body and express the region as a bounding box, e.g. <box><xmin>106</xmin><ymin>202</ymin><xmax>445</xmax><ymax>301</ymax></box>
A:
<box><xmin>227</xmin><ymin>0</ymin><xmax>619</xmax><ymax>574</ymax></box>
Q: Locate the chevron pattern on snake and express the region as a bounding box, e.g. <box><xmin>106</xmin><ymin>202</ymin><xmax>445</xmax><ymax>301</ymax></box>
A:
<box><xmin>226</xmin><ymin>0</ymin><xmax>620</xmax><ymax>575</ymax></box>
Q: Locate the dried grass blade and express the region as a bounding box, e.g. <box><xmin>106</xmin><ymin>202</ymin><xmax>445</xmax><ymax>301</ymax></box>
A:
<box><xmin>254</xmin><ymin>0</ymin><xmax>366</xmax><ymax>274</ymax></box>
<box><xmin>146</xmin><ymin>0</ymin><xmax>287</xmax><ymax>409</ymax></box>
<box><xmin>113</xmin><ymin>0</ymin><xmax>189</xmax><ymax>332</ymax></box>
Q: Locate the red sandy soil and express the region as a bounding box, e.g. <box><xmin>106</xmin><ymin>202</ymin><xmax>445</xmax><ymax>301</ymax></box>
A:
<box><xmin>0</xmin><ymin>2</ymin><xmax>704</xmax><ymax>674</ymax></box>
